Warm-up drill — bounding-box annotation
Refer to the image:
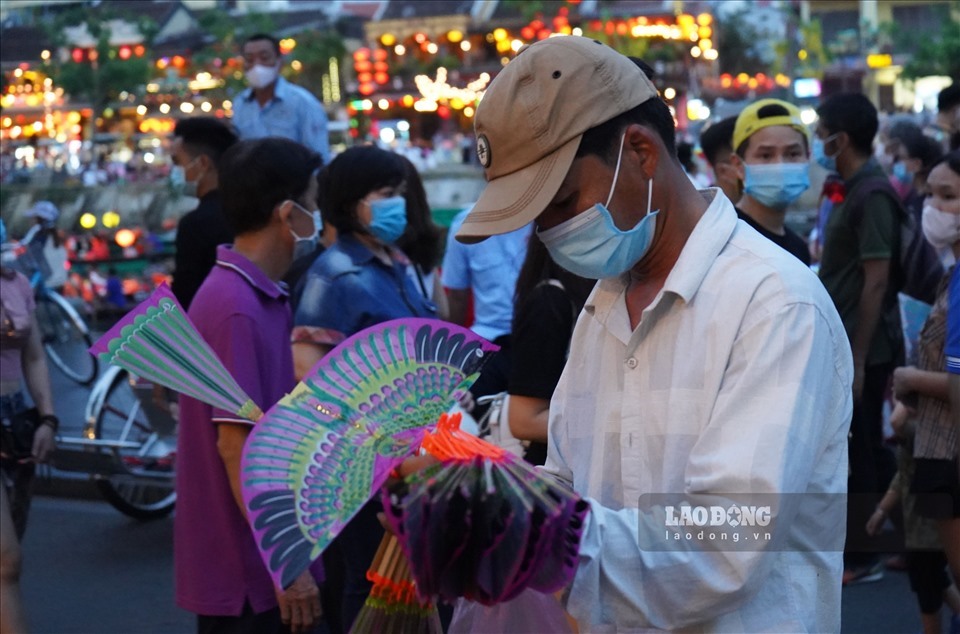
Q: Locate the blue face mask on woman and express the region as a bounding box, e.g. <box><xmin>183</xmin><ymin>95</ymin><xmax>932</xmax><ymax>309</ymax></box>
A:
<box><xmin>812</xmin><ymin>135</ymin><xmax>838</xmax><ymax>172</ymax></box>
<box><xmin>743</xmin><ymin>162</ymin><xmax>810</xmax><ymax>209</ymax></box>
<box><xmin>368</xmin><ymin>196</ymin><xmax>407</xmax><ymax>244</ymax></box>
<box><xmin>538</xmin><ymin>133</ymin><xmax>659</xmax><ymax>280</ymax></box>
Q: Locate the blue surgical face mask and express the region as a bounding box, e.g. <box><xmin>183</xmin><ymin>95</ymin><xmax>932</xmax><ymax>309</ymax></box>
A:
<box><xmin>290</xmin><ymin>202</ymin><xmax>322</xmax><ymax>260</ymax></box>
<box><xmin>743</xmin><ymin>162</ymin><xmax>810</xmax><ymax>209</ymax></box>
<box><xmin>892</xmin><ymin>161</ymin><xmax>912</xmax><ymax>184</ymax></box>
<box><xmin>368</xmin><ymin>195</ymin><xmax>407</xmax><ymax>244</ymax></box>
<box><xmin>538</xmin><ymin>132</ymin><xmax>659</xmax><ymax>280</ymax></box>
<box><xmin>813</xmin><ymin>134</ymin><xmax>838</xmax><ymax>172</ymax></box>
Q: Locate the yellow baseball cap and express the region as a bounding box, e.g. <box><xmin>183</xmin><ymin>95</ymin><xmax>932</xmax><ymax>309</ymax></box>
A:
<box><xmin>455</xmin><ymin>36</ymin><xmax>658</xmax><ymax>243</ymax></box>
<box><xmin>732</xmin><ymin>99</ymin><xmax>810</xmax><ymax>154</ymax></box>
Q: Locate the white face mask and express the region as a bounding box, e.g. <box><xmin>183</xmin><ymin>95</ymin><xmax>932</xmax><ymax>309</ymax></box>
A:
<box><xmin>245</xmin><ymin>63</ymin><xmax>279</xmax><ymax>90</ymax></box>
<box><xmin>289</xmin><ymin>202</ymin><xmax>323</xmax><ymax>260</ymax></box>
<box><xmin>921</xmin><ymin>203</ymin><xmax>960</xmax><ymax>251</ymax></box>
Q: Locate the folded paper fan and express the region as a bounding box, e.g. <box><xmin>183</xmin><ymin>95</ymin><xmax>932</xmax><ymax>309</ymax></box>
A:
<box><xmin>241</xmin><ymin>319</ymin><xmax>499</xmax><ymax>590</ymax></box>
<box><xmin>384</xmin><ymin>413</ymin><xmax>590</xmax><ymax>606</ymax></box>
<box><xmin>89</xmin><ymin>283</ymin><xmax>262</xmax><ymax>421</ymax></box>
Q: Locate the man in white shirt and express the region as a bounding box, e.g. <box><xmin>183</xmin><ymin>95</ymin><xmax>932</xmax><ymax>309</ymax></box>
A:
<box><xmin>456</xmin><ymin>36</ymin><xmax>853</xmax><ymax>632</ymax></box>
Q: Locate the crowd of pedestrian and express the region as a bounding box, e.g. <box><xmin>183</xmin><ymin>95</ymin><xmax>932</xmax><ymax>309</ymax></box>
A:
<box><xmin>3</xmin><ymin>31</ymin><xmax>959</xmax><ymax>634</ymax></box>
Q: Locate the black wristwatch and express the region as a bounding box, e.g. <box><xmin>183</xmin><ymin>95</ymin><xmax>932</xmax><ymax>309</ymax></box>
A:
<box><xmin>39</xmin><ymin>414</ymin><xmax>59</xmax><ymax>432</ymax></box>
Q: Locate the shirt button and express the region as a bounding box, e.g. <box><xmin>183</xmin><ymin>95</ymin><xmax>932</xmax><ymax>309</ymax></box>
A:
<box><xmin>626</xmin><ymin>357</ymin><xmax>638</xmax><ymax>369</ymax></box>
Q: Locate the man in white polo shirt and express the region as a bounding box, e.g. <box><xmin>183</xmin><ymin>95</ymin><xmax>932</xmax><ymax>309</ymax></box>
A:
<box><xmin>456</xmin><ymin>36</ymin><xmax>853</xmax><ymax>632</ymax></box>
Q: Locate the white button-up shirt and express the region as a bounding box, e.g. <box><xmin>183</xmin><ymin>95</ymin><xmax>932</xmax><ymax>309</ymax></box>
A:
<box><xmin>544</xmin><ymin>190</ymin><xmax>853</xmax><ymax>632</ymax></box>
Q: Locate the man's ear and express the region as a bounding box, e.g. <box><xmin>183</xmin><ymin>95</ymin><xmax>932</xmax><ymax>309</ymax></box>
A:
<box><xmin>728</xmin><ymin>152</ymin><xmax>746</xmax><ymax>182</ymax></box>
<box><xmin>276</xmin><ymin>199</ymin><xmax>294</xmax><ymax>227</ymax></box>
<box><xmin>623</xmin><ymin>123</ymin><xmax>662</xmax><ymax>180</ymax></box>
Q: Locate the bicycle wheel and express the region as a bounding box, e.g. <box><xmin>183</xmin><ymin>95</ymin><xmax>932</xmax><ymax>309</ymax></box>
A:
<box><xmin>93</xmin><ymin>369</ymin><xmax>176</xmax><ymax>520</ymax></box>
<box><xmin>34</xmin><ymin>292</ymin><xmax>98</xmax><ymax>385</ymax></box>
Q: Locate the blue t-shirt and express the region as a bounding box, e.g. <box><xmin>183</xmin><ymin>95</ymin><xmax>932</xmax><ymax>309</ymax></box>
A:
<box><xmin>947</xmin><ymin>264</ymin><xmax>959</xmax><ymax>375</ymax></box>
<box><xmin>441</xmin><ymin>208</ymin><xmax>531</xmax><ymax>341</ymax></box>
<box><xmin>232</xmin><ymin>77</ymin><xmax>330</xmax><ymax>163</ymax></box>
<box><xmin>292</xmin><ymin>234</ymin><xmax>436</xmax><ymax>346</ymax></box>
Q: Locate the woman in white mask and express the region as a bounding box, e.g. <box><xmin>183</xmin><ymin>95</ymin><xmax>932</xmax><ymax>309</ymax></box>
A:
<box><xmin>891</xmin><ymin>151</ymin><xmax>960</xmax><ymax>618</ymax></box>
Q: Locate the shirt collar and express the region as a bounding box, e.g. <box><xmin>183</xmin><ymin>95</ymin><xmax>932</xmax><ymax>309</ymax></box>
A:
<box><xmin>336</xmin><ymin>233</ymin><xmax>410</xmax><ymax>267</ymax></box>
<box><xmin>214</xmin><ymin>245</ymin><xmax>288</xmax><ymax>300</ymax></box>
<box><xmin>584</xmin><ymin>187</ymin><xmax>736</xmax><ymax>318</ymax></box>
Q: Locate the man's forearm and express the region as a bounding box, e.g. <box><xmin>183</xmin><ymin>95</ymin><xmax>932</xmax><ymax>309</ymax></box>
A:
<box><xmin>851</xmin><ymin>275</ymin><xmax>887</xmax><ymax>366</ymax></box>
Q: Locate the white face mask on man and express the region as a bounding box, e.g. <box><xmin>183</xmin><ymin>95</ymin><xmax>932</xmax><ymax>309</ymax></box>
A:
<box><xmin>245</xmin><ymin>64</ymin><xmax>279</xmax><ymax>90</ymax></box>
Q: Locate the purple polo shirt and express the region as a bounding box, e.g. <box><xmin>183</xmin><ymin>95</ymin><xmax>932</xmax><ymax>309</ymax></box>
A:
<box><xmin>174</xmin><ymin>245</ymin><xmax>299</xmax><ymax>616</ymax></box>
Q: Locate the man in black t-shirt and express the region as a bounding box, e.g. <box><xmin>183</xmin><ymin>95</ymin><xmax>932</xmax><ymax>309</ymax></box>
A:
<box><xmin>728</xmin><ymin>99</ymin><xmax>812</xmax><ymax>265</ymax></box>
<box><xmin>170</xmin><ymin>117</ymin><xmax>238</xmax><ymax>309</ymax></box>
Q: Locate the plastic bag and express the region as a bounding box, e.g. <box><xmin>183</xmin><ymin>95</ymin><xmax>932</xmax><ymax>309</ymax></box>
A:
<box><xmin>448</xmin><ymin>589</ymin><xmax>575</xmax><ymax>633</ymax></box>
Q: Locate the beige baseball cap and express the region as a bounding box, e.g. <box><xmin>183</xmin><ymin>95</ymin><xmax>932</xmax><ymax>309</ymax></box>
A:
<box><xmin>456</xmin><ymin>36</ymin><xmax>658</xmax><ymax>242</ymax></box>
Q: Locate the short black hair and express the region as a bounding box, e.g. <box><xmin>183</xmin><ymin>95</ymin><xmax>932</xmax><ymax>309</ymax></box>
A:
<box><xmin>243</xmin><ymin>33</ymin><xmax>281</xmax><ymax>56</ymax></box>
<box><xmin>173</xmin><ymin>117</ymin><xmax>238</xmax><ymax>164</ymax></box>
<box><xmin>395</xmin><ymin>155</ymin><xmax>442</xmax><ymax>271</ymax></box>
<box><xmin>735</xmin><ymin>103</ymin><xmax>809</xmax><ymax>157</ymax></box>
<box><xmin>318</xmin><ymin>146</ymin><xmax>405</xmax><ymax>235</ymax></box>
<box><xmin>885</xmin><ymin>118</ymin><xmax>922</xmax><ymax>147</ymax></box>
<box><xmin>699</xmin><ymin>116</ymin><xmax>737</xmax><ymax>166</ymax></box>
<box><xmin>816</xmin><ymin>93</ymin><xmax>878</xmax><ymax>157</ymax></box>
<box><xmin>938</xmin><ymin>84</ymin><xmax>960</xmax><ymax>112</ymax></box>
<box><xmin>628</xmin><ymin>56</ymin><xmax>656</xmax><ymax>82</ymax></box>
<box><xmin>577</xmin><ymin>98</ymin><xmax>677</xmax><ymax>164</ymax></box>
<box><xmin>929</xmin><ymin>149</ymin><xmax>960</xmax><ymax>177</ymax></box>
<box><xmin>902</xmin><ymin>133</ymin><xmax>944</xmax><ymax>171</ymax></box>
<box><xmin>218</xmin><ymin>138</ymin><xmax>322</xmax><ymax>236</ymax></box>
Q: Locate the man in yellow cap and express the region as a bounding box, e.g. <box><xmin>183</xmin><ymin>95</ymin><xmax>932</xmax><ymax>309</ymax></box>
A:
<box><xmin>729</xmin><ymin>99</ymin><xmax>812</xmax><ymax>265</ymax></box>
<box><xmin>456</xmin><ymin>36</ymin><xmax>852</xmax><ymax>631</ymax></box>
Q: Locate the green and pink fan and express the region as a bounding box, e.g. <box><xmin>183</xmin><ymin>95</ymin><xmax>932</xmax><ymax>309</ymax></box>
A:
<box><xmin>241</xmin><ymin>317</ymin><xmax>497</xmax><ymax>589</ymax></box>
<box><xmin>89</xmin><ymin>283</ymin><xmax>263</xmax><ymax>422</ymax></box>
<box><xmin>89</xmin><ymin>284</ymin><xmax>498</xmax><ymax>592</ymax></box>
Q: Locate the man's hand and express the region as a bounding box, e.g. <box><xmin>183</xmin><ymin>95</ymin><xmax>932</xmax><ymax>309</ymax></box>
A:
<box><xmin>29</xmin><ymin>423</ymin><xmax>56</xmax><ymax>463</ymax></box>
<box><xmin>277</xmin><ymin>570</ymin><xmax>321</xmax><ymax>634</ymax></box>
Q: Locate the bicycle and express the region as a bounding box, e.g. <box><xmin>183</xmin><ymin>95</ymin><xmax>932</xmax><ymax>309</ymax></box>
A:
<box><xmin>56</xmin><ymin>366</ymin><xmax>177</xmax><ymax>520</ymax></box>
<box><xmin>1</xmin><ymin>237</ymin><xmax>98</xmax><ymax>385</ymax></box>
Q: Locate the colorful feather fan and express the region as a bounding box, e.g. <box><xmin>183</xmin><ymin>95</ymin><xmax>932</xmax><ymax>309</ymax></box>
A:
<box><xmin>241</xmin><ymin>318</ymin><xmax>498</xmax><ymax>590</ymax></box>
<box><xmin>89</xmin><ymin>283</ymin><xmax>262</xmax><ymax>421</ymax></box>
<box><xmin>90</xmin><ymin>287</ymin><xmax>499</xmax><ymax>594</ymax></box>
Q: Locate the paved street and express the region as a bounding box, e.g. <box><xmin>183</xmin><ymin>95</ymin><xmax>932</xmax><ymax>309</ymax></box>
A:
<box><xmin>18</xmin><ymin>492</ymin><xmax>930</xmax><ymax>634</ymax></box>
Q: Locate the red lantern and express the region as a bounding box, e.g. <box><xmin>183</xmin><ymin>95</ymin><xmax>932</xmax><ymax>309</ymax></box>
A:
<box><xmin>72</xmin><ymin>48</ymin><xmax>84</xmax><ymax>63</ymax></box>
<box><xmin>119</xmin><ymin>46</ymin><xmax>131</xmax><ymax>60</ymax></box>
<box><xmin>521</xmin><ymin>26</ymin><xmax>535</xmax><ymax>40</ymax></box>
<box><xmin>374</xmin><ymin>72</ymin><xmax>389</xmax><ymax>85</ymax></box>
<box><xmin>374</xmin><ymin>48</ymin><xmax>388</xmax><ymax>61</ymax></box>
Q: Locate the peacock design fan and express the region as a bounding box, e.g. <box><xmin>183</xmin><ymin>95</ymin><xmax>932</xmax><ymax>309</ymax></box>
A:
<box><xmin>90</xmin><ymin>287</ymin><xmax>499</xmax><ymax>593</ymax></box>
<box><xmin>241</xmin><ymin>318</ymin><xmax>499</xmax><ymax>590</ymax></box>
